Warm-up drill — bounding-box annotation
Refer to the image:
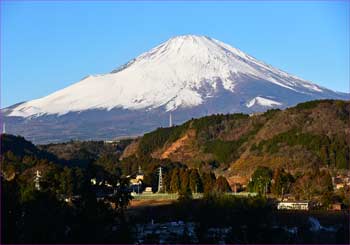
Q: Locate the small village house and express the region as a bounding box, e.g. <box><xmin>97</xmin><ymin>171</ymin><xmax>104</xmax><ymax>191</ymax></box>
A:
<box><xmin>277</xmin><ymin>201</ymin><xmax>309</xmax><ymax>210</ymax></box>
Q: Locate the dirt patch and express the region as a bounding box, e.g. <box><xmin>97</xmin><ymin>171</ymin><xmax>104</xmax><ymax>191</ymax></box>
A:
<box><xmin>160</xmin><ymin>134</ymin><xmax>189</xmax><ymax>159</ymax></box>
<box><xmin>120</xmin><ymin>139</ymin><xmax>139</xmax><ymax>159</ymax></box>
<box><xmin>130</xmin><ymin>199</ymin><xmax>175</xmax><ymax>208</ymax></box>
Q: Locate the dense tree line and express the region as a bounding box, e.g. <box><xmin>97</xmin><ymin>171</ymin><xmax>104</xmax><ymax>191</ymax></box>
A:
<box><xmin>191</xmin><ymin>113</ymin><xmax>249</xmax><ymax>141</ymax></box>
<box><xmin>292</xmin><ymin>100</ymin><xmax>349</xmax><ymax>123</ymax></box>
<box><xmin>247</xmin><ymin>165</ymin><xmax>349</xmax><ymax>208</ymax></box>
<box><xmin>166</xmin><ymin>168</ymin><xmax>231</xmax><ymax>194</ymax></box>
<box><xmin>204</xmin><ymin>139</ymin><xmax>244</xmax><ymax>164</ymax></box>
<box><xmin>1</xmin><ymin>134</ymin><xmax>57</xmax><ymax>160</ymax></box>
<box><xmin>40</xmin><ymin>139</ymin><xmax>132</xmax><ymax>167</ymax></box>
<box><xmin>251</xmin><ymin>129</ymin><xmax>349</xmax><ymax>169</ymax></box>
<box><xmin>2</xmin><ymin>174</ymin><xmax>133</xmax><ymax>243</ymax></box>
<box><xmin>293</xmin><ymin>99</ymin><xmax>347</xmax><ymax>111</ymax></box>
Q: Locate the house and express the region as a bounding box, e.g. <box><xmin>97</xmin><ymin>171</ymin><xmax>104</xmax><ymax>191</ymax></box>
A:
<box><xmin>330</xmin><ymin>203</ymin><xmax>342</xmax><ymax>211</ymax></box>
<box><xmin>130</xmin><ymin>177</ymin><xmax>143</xmax><ymax>185</ymax></box>
<box><xmin>143</xmin><ymin>187</ymin><xmax>153</xmax><ymax>194</ymax></box>
<box><xmin>333</xmin><ymin>174</ymin><xmax>350</xmax><ymax>189</ymax></box>
<box><xmin>336</xmin><ymin>183</ymin><xmax>345</xmax><ymax>189</ymax></box>
<box><xmin>130</xmin><ymin>165</ymin><xmax>144</xmax><ymax>184</ymax></box>
<box><xmin>135</xmin><ymin>173</ymin><xmax>144</xmax><ymax>182</ymax></box>
<box><xmin>130</xmin><ymin>167</ymin><xmax>144</xmax><ymax>192</ymax></box>
<box><xmin>277</xmin><ymin>201</ymin><xmax>309</xmax><ymax>210</ymax></box>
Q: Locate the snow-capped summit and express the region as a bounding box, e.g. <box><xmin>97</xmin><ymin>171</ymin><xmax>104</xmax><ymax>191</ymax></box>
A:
<box><xmin>3</xmin><ymin>35</ymin><xmax>348</xmax><ymax>143</ymax></box>
<box><xmin>6</xmin><ymin>35</ymin><xmax>329</xmax><ymax>117</ymax></box>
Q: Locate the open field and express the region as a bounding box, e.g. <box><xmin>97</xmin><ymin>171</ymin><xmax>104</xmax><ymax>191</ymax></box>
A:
<box><xmin>130</xmin><ymin>199</ymin><xmax>175</xmax><ymax>208</ymax></box>
<box><xmin>130</xmin><ymin>192</ymin><xmax>257</xmax><ymax>200</ymax></box>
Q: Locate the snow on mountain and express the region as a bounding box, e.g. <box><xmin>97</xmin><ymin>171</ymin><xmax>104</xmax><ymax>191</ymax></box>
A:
<box><xmin>246</xmin><ymin>96</ymin><xmax>282</xmax><ymax>108</ymax></box>
<box><xmin>6</xmin><ymin>35</ymin><xmax>329</xmax><ymax>118</ymax></box>
<box><xmin>4</xmin><ymin>34</ymin><xmax>348</xmax><ymax>143</ymax></box>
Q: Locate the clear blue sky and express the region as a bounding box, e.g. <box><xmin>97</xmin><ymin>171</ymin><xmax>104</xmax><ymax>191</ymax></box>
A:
<box><xmin>1</xmin><ymin>1</ymin><xmax>349</xmax><ymax>108</ymax></box>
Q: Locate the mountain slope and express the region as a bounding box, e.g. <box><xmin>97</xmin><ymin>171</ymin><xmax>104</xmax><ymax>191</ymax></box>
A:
<box><xmin>3</xmin><ymin>35</ymin><xmax>349</xmax><ymax>143</ymax></box>
<box><xmin>122</xmin><ymin>100</ymin><xmax>350</xmax><ymax>175</ymax></box>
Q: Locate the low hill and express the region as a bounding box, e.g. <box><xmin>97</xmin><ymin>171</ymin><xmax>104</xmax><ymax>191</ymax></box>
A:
<box><xmin>122</xmin><ymin>100</ymin><xmax>350</xmax><ymax>177</ymax></box>
<box><xmin>1</xmin><ymin>134</ymin><xmax>58</xmax><ymax>162</ymax></box>
<box><xmin>39</xmin><ymin>139</ymin><xmax>132</xmax><ymax>167</ymax></box>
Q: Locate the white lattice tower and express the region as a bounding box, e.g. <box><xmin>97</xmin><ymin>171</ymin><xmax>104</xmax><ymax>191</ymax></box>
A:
<box><xmin>158</xmin><ymin>166</ymin><xmax>163</xmax><ymax>192</ymax></box>
<box><xmin>34</xmin><ymin>170</ymin><xmax>42</xmax><ymax>191</ymax></box>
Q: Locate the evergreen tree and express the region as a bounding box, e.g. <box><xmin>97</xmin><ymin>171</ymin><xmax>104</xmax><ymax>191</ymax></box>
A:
<box><xmin>107</xmin><ymin>177</ymin><xmax>132</xmax><ymax>217</ymax></box>
<box><xmin>178</xmin><ymin>185</ymin><xmax>193</xmax><ymax>202</ymax></box>
<box><xmin>60</xmin><ymin>167</ymin><xmax>74</xmax><ymax>197</ymax></box>
<box><xmin>179</xmin><ymin>169</ymin><xmax>190</xmax><ymax>192</ymax></box>
<box><xmin>189</xmin><ymin>169</ymin><xmax>203</xmax><ymax>193</ymax></box>
<box><xmin>320</xmin><ymin>145</ymin><xmax>330</xmax><ymax>165</ymax></box>
<box><xmin>215</xmin><ymin>176</ymin><xmax>232</xmax><ymax>192</ymax></box>
<box><xmin>271</xmin><ymin>168</ymin><xmax>294</xmax><ymax>197</ymax></box>
<box><xmin>170</xmin><ymin>169</ymin><xmax>181</xmax><ymax>193</ymax></box>
<box><xmin>248</xmin><ymin>166</ymin><xmax>272</xmax><ymax>195</ymax></box>
<box><xmin>320</xmin><ymin>170</ymin><xmax>333</xmax><ymax>192</ymax></box>
<box><xmin>163</xmin><ymin>171</ymin><xmax>171</xmax><ymax>193</ymax></box>
<box><xmin>202</xmin><ymin>171</ymin><xmax>216</xmax><ymax>193</ymax></box>
<box><xmin>336</xmin><ymin>147</ymin><xmax>348</xmax><ymax>169</ymax></box>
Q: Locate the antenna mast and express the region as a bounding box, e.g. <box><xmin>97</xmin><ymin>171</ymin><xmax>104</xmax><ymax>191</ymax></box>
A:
<box><xmin>169</xmin><ymin>113</ymin><xmax>173</xmax><ymax>127</ymax></box>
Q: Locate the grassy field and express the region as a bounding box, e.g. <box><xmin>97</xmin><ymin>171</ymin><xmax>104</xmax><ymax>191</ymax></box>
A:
<box><xmin>130</xmin><ymin>192</ymin><xmax>257</xmax><ymax>200</ymax></box>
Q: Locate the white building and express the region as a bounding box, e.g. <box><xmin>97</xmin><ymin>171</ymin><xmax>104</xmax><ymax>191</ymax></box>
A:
<box><xmin>277</xmin><ymin>201</ymin><xmax>309</xmax><ymax>210</ymax></box>
<box><xmin>144</xmin><ymin>187</ymin><xmax>153</xmax><ymax>193</ymax></box>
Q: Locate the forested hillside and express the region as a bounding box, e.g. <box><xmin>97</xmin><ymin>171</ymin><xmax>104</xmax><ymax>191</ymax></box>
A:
<box><xmin>122</xmin><ymin>100</ymin><xmax>350</xmax><ymax>175</ymax></box>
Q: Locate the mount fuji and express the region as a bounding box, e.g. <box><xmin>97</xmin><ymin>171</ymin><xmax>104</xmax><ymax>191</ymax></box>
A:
<box><xmin>3</xmin><ymin>35</ymin><xmax>348</xmax><ymax>143</ymax></box>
